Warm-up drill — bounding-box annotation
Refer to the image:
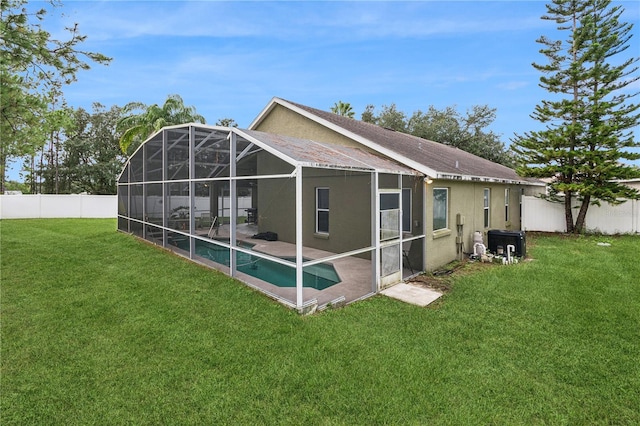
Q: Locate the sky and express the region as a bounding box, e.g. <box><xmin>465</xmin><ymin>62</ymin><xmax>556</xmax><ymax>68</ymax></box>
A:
<box><xmin>8</xmin><ymin>0</ymin><xmax>640</xmax><ymax>181</ymax></box>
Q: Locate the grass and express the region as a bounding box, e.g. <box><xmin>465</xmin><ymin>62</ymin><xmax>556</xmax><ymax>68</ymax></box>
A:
<box><xmin>2</xmin><ymin>219</ymin><xmax>639</xmax><ymax>425</ymax></box>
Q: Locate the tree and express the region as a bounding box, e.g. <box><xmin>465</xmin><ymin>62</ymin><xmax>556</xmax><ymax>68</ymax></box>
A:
<box><xmin>0</xmin><ymin>0</ymin><xmax>111</xmax><ymax>192</ymax></box>
<box><xmin>34</xmin><ymin>104</ymin><xmax>124</xmax><ymax>194</ymax></box>
<box><xmin>3</xmin><ymin>180</ymin><xmax>29</xmax><ymax>193</ymax></box>
<box><xmin>376</xmin><ymin>104</ymin><xmax>407</xmax><ymax>131</ymax></box>
<box><xmin>215</xmin><ymin>117</ymin><xmax>238</xmax><ymax>127</ymax></box>
<box><xmin>117</xmin><ymin>94</ymin><xmax>206</xmax><ymax>155</ymax></box>
<box><xmin>62</xmin><ymin>104</ymin><xmax>125</xmax><ymax>194</ymax></box>
<box><xmin>330</xmin><ymin>101</ymin><xmax>355</xmax><ymax>118</ymax></box>
<box><xmin>512</xmin><ymin>0</ymin><xmax>640</xmax><ymax>233</ymax></box>
<box><xmin>361</xmin><ymin>104</ymin><xmax>377</xmax><ymax>124</ymax></box>
<box><xmin>37</xmin><ymin>99</ymin><xmax>75</xmax><ymax>194</ymax></box>
<box><xmin>363</xmin><ymin>103</ymin><xmax>514</xmax><ymax>166</ymax></box>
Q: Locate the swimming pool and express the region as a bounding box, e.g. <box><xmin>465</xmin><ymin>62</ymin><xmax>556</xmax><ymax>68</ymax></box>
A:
<box><xmin>190</xmin><ymin>239</ymin><xmax>341</xmax><ymax>290</ymax></box>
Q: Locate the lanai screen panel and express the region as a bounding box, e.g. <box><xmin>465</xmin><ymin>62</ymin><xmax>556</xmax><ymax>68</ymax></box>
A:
<box><xmin>145</xmin><ymin>183</ymin><xmax>163</xmax><ymax>224</ymax></box>
<box><xmin>166</xmin><ymin>181</ymin><xmax>189</xmax><ymax>232</ymax></box>
<box><xmin>194</xmin><ymin>128</ymin><xmax>230</xmax><ymax>179</ymax></box>
<box><xmin>117</xmin><ymin>184</ymin><xmax>128</xmax><ymax>232</ymax></box>
<box><xmin>166</xmin><ymin>128</ymin><xmax>190</xmax><ymax>180</ymax></box>
<box><xmin>145</xmin><ymin>133</ymin><xmax>163</xmax><ymax>182</ymax></box>
<box><xmin>130</xmin><ymin>148</ymin><xmax>144</xmax><ymax>183</ymax></box>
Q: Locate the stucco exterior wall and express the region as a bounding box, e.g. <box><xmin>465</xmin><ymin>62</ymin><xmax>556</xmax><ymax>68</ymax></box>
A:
<box><xmin>256</xmin><ymin>152</ymin><xmax>296</xmax><ymax>241</ymax></box>
<box><xmin>303</xmin><ymin>169</ymin><xmax>372</xmax><ymax>254</ymax></box>
<box><xmin>424</xmin><ymin>181</ymin><xmax>542</xmax><ymax>271</ymax></box>
<box><xmin>255</xmin><ymin>105</ymin><xmax>365</xmax><ymax>149</ymax></box>
<box><xmin>256</xmin><ymin>151</ymin><xmax>372</xmax><ymax>255</ymax></box>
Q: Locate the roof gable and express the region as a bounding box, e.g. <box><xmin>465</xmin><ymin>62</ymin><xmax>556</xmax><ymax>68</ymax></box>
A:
<box><xmin>252</xmin><ymin>97</ymin><xmax>537</xmax><ymax>184</ymax></box>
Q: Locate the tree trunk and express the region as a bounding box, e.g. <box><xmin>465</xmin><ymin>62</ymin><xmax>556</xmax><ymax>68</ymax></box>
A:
<box><xmin>574</xmin><ymin>195</ymin><xmax>591</xmax><ymax>234</ymax></box>
<box><xmin>564</xmin><ymin>191</ymin><xmax>575</xmax><ymax>233</ymax></box>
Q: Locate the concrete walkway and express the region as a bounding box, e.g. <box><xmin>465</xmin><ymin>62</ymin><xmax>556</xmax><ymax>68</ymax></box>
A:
<box><xmin>381</xmin><ymin>283</ymin><xmax>442</xmax><ymax>307</ymax></box>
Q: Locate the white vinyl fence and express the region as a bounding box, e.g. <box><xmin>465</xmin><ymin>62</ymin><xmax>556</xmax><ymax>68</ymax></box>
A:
<box><xmin>522</xmin><ymin>195</ymin><xmax>640</xmax><ymax>234</ymax></box>
<box><xmin>0</xmin><ymin>194</ymin><xmax>252</xmax><ymax>220</ymax></box>
<box><xmin>0</xmin><ymin>194</ymin><xmax>117</xmax><ymax>219</ymax></box>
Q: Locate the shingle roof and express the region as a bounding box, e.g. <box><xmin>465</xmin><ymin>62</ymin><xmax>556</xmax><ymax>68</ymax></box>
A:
<box><xmin>278</xmin><ymin>98</ymin><xmax>536</xmax><ymax>184</ymax></box>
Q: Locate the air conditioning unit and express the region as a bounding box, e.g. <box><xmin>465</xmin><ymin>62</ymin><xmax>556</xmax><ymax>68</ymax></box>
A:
<box><xmin>487</xmin><ymin>230</ymin><xmax>526</xmax><ymax>258</ymax></box>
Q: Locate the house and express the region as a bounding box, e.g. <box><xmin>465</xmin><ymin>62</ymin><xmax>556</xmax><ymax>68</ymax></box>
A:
<box><xmin>249</xmin><ymin>98</ymin><xmax>544</xmax><ymax>271</ymax></box>
<box><xmin>116</xmin><ymin>97</ymin><xmax>544</xmax><ymax>313</ymax></box>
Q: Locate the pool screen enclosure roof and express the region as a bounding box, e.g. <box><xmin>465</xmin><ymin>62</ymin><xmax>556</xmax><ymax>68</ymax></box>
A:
<box><xmin>117</xmin><ymin>124</ymin><xmax>423</xmax><ymax>312</ymax></box>
<box><xmin>238</xmin><ymin>129</ymin><xmax>418</xmax><ymax>175</ymax></box>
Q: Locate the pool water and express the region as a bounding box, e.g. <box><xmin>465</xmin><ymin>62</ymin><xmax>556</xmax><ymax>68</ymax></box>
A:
<box><xmin>186</xmin><ymin>239</ymin><xmax>341</xmax><ymax>290</ymax></box>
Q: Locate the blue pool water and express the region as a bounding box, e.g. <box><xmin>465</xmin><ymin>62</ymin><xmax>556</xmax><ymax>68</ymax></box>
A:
<box><xmin>187</xmin><ymin>239</ymin><xmax>341</xmax><ymax>290</ymax></box>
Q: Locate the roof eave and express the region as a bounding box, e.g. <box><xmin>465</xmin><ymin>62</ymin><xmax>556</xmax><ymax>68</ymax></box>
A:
<box><xmin>435</xmin><ymin>172</ymin><xmax>545</xmax><ymax>186</ymax></box>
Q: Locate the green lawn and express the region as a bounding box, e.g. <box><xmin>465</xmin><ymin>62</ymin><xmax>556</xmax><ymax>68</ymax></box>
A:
<box><xmin>2</xmin><ymin>219</ymin><xmax>639</xmax><ymax>425</ymax></box>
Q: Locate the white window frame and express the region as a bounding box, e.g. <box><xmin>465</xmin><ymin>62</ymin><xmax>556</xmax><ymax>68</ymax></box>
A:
<box><xmin>433</xmin><ymin>187</ymin><xmax>449</xmax><ymax>231</ymax></box>
<box><xmin>483</xmin><ymin>188</ymin><xmax>490</xmax><ymax>228</ymax></box>
<box><xmin>315</xmin><ymin>187</ymin><xmax>329</xmax><ymax>234</ymax></box>
<box><xmin>402</xmin><ymin>188</ymin><xmax>412</xmax><ymax>233</ymax></box>
<box><xmin>505</xmin><ymin>188</ymin><xmax>510</xmax><ymax>222</ymax></box>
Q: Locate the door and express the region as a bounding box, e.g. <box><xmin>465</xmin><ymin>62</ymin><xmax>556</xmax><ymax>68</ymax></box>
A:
<box><xmin>379</xmin><ymin>191</ymin><xmax>402</xmax><ymax>288</ymax></box>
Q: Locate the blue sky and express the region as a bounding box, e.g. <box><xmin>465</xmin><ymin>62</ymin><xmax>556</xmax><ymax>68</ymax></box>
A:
<box><xmin>9</xmin><ymin>0</ymin><xmax>640</xmax><ymax>180</ymax></box>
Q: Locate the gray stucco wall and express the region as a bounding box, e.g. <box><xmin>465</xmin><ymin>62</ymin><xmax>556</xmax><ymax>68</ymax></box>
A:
<box><xmin>256</xmin><ymin>151</ymin><xmax>373</xmax><ymax>255</ymax></box>
<box><xmin>424</xmin><ymin>180</ymin><xmax>544</xmax><ymax>270</ymax></box>
<box><xmin>256</xmin><ymin>105</ymin><xmax>365</xmax><ymax>149</ymax></box>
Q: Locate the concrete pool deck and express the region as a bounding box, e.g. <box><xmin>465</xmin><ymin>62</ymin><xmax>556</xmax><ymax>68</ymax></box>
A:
<box><xmin>187</xmin><ymin>222</ymin><xmax>428</xmax><ymax>310</ymax></box>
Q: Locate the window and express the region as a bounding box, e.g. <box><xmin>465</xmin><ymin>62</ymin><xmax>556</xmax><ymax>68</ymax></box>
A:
<box><xmin>505</xmin><ymin>188</ymin><xmax>510</xmax><ymax>222</ymax></box>
<box><xmin>483</xmin><ymin>188</ymin><xmax>490</xmax><ymax>228</ymax></box>
<box><xmin>433</xmin><ymin>188</ymin><xmax>448</xmax><ymax>231</ymax></box>
<box><xmin>402</xmin><ymin>188</ymin><xmax>412</xmax><ymax>233</ymax></box>
<box><xmin>316</xmin><ymin>187</ymin><xmax>329</xmax><ymax>233</ymax></box>
<box><xmin>519</xmin><ymin>188</ymin><xmax>524</xmax><ymax>220</ymax></box>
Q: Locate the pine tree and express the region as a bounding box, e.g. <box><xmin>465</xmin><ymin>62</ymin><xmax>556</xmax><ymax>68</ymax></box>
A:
<box><xmin>512</xmin><ymin>0</ymin><xmax>640</xmax><ymax>233</ymax></box>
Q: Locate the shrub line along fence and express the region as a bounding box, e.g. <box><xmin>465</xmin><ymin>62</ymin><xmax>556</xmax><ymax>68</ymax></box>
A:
<box><xmin>2</xmin><ymin>194</ymin><xmax>638</xmax><ymax>235</ymax></box>
<box><xmin>0</xmin><ymin>194</ymin><xmax>117</xmax><ymax>219</ymax></box>
<box><xmin>522</xmin><ymin>195</ymin><xmax>640</xmax><ymax>234</ymax></box>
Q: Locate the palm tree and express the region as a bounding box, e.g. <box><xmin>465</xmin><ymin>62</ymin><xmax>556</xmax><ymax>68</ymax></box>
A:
<box><xmin>330</xmin><ymin>101</ymin><xmax>355</xmax><ymax>118</ymax></box>
<box><xmin>117</xmin><ymin>94</ymin><xmax>206</xmax><ymax>154</ymax></box>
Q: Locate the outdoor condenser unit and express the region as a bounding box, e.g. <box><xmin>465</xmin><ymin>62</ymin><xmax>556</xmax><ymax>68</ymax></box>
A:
<box><xmin>487</xmin><ymin>230</ymin><xmax>526</xmax><ymax>258</ymax></box>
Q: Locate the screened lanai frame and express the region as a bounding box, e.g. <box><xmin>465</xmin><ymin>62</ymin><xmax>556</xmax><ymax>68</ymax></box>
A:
<box><xmin>117</xmin><ymin>124</ymin><xmax>425</xmax><ymax>312</ymax></box>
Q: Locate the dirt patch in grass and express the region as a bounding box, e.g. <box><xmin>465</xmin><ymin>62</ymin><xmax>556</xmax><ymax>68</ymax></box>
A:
<box><xmin>407</xmin><ymin>259</ymin><xmax>501</xmax><ymax>293</ymax></box>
